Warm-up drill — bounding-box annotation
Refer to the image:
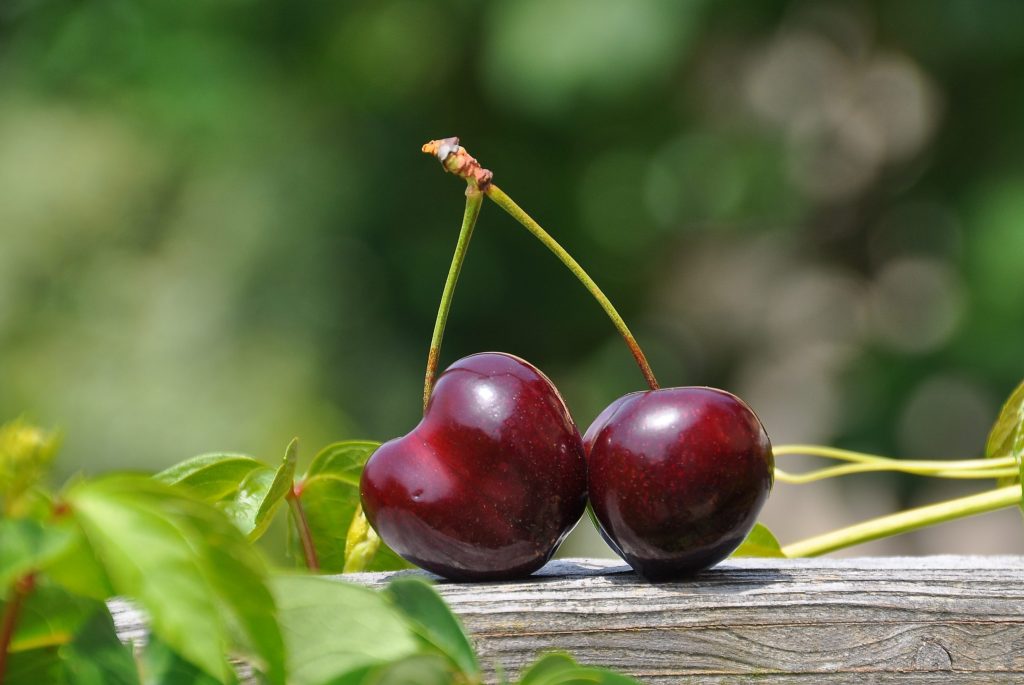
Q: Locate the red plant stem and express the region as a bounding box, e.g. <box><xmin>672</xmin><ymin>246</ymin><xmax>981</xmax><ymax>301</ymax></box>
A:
<box><xmin>286</xmin><ymin>488</ymin><xmax>320</xmax><ymax>572</ymax></box>
<box><xmin>0</xmin><ymin>573</ymin><xmax>35</xmax><ymax>684</ymax></box>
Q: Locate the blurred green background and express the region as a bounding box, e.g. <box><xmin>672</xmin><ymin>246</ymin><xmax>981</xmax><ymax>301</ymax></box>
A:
<box><xmin>2</xmin><ymin>0</ymin><xmax>1023</xmax><ymax>555</ymax></box>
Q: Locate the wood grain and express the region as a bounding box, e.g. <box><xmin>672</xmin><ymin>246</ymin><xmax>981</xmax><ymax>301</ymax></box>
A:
<box><xmin>111</xmin><ymin>556</ymin><xmax>1024</xmax><ymax>683</ymax></box>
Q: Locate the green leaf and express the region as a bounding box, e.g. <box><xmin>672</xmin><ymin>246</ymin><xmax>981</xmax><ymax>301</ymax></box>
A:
<box><xmin>0</xmin><ymin>518</ymin><xmax>75</xmax><ymax>590</ymax></box>
<box><xmin>46</xmin><ymin>525</ymin><xmax>115</xmax><ymax>600</ymax></box>
<box><xmin>140</xmin><ymin>637</ymin><xmax>236</xmax><ymax>685</ymax></box>
<box><xmin>258</xmin><ymin>439</ymin><xmax>299</xmax><ymax>524</ymax></box>
<box><xmin>67</xmin><ymin>475</ymin><xmax>285</xmax><ymax>685</ymax></box>
<box><xmin>385</xmin><ymin>577</ymin><xmax>479</xmax><ymax>677</ymax></box>
<box><xmin>155</xmin><ymin>454</ymin><xmax>266</xmax><ymax>502</ymax></box>
<box><xmin>306</xmin><ymin>440</ymin><xmax>381</xmax><ymax>483</ymax></box>
<box><xmin>9</xmin><ymin>582</ymin><xmax>101</xmax><ymax>652</ymax></box>
<box><xmin>519</xmin><ymin>653</ymin><xmax>579</xmax><ymax>682</ymax></box>
<box><xmin>343</xmin><ymin>504</ymin><xmax>381</xmax><ymax>573</ymax></box>
<box><xmin>330</xmin><ymin>655</ymin><xmax>454</xmax><ymax>685</ymax></box>
<box><xmin>4</xmin><ymin>646</ymin><xmax>63</xmax><ymax>685</ymax></box>
<box><xmin>221</xmin><ymin>440</ymin><xmax>297</xmax><ymax>541</ymax></box>
<box><xmin>294</xmin><ymin>440</ymin><xmax>407</xmax><ymax>572</ymax></box>
<box><xmin>221</xmin><ymin>467</ymin><xmax>276</xmax><ymax>539</ymax></box>
<box><xmin>60</xmin><ymin>609</ymin><xmax>140</xmax><ymax>685</ymax></box>
<box><xmin>5</xmin><ymin>606</ymin><xmax>140</xmax><ymax>685</ymax></box>
<box><xmin>271</xmin><ymin>574</ymin><xmax>419</xmax><ymax>685</ymax></box>
<box><xmin>731</xmin><ymin>523</ymin><xmax>786</xmax><ymax>558</ymax></box>
<box><xmin>985</xmin><ymin>378</ymin><xmax>1024</xmax><ymax>489</ymax></box>
<box><xmin>517</xmin><ymin>653</ymin><xmax>640</xmax><ymax>684</ymax></box>
<box><xmin>362</xmin><ymin>543</ymin><xmax>411</xmax><ymax>573</ymax></box>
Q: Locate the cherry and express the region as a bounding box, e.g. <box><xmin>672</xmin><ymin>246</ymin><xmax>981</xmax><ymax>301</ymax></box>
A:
<box><xmin>360</xmin><ymin>352</ymin><xmax>587</xmax><ymax>581</ymax></box>
<box><xmin>584</xmin><ymin>387</ymin><xmax>773</xmax><ymax>580</ymax></box>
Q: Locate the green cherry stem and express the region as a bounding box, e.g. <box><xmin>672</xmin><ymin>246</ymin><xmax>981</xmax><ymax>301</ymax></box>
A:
<box><xmin>775</xmin><ymin>464</ymin><xmax>1019</xmax><ymax>484</ymax></box>
<box><xmin>782</xmin><ymin>484</ymin><xmax>1021</xmax><ymax>557</ymax></box>
<box><xmin>774</xmin><ymin>444</ymin><xmax>1017</xmax><ymax>470</ymax></box>
<box><xmin>772</xmin><ymin>444</ymin><xmax>1018</xmax><ymax>483</ymax></box>
<box><xmin>422</xmin><ymin>188</ymin><xmax>484</xmax><ymax>411</ymax></box>
<box><xmin>484</xmin><ymin>185</ymin><xmax>659</xmax><ymax>391</ymax></box>
<box><xmin>421</xmin><ymin>137</ymin><xmax>659</xmax><ymax>391</ymax></box>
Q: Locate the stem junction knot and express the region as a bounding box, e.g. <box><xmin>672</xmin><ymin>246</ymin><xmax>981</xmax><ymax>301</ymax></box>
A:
<box><xmin>422</xmin><ymin>137</ymin><xmax>493</xmax><ymax>191</ymax></box>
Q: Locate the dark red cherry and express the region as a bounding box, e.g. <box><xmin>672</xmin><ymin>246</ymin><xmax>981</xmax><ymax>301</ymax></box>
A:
<box><xmin>360</xmin><ymin>352</ymin><xmax>587</xmax><ymax>581</ymax></box>
<box><xmin>584</xmin><ymin>387</ymin><xmax>773</xmax><ymax>581</ymax></box>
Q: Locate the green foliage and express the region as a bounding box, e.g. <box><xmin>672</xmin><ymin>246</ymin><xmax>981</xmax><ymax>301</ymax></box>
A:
<box><xmin>270</xmin><ymin>575</ymin><xmax>420</xmax><ymax>685</ymax></box>
<box><xmin>986</xmin><ymin>379</ymin><xmax>1024</xmax><ymax>493</ymax></box>
<box><xmin>385</xmin><ymin>577</ymin><xmax>480</xmax><ymax>677</ymax></box>
<box><xmin>67</xmin><ymin>476</ymin><xmax>285</xmax><ymax>684</ymax></box>
<box><xmin>8</xmin><ymin>583</ymin><xmax>100</xmax><ymax>652</ymax></box>
<box><xmin>155</xmin><ymin>439</ymin><xmax>407</xmax><ymax>574</ymax></box>
<box><xmin>0</xmin><ymin>420</ymin><xmax>60</xmax><ymax>508</ymax></box>
<box><xmin>251</xmin><ymin>439</ymin><xmax>299</xmax><ymax>540</ymax></box>
<box><xmin>517</xmin><ymin>652</ymin><xmax>640</xmax><ymax>684</ymax></box>
<box><xmin>329</xmin><ymin>655</ymin><xmax>455</xmax><ymax>685</ymax></box>
<box><xmin>731</xmin><ymin>523</ymin><xmax>786</xmax><ymax>558</ymax></box>
<box><xmin>44</xmin><ymin>525</ymin><xmax>115</xmax><ymax>601</ymax></box>
<box><xmin>297</xmin><ymin>441</ymin><xmax>408</xmax><ymax>573</ymax></box>
<box><xmin>0</xmin><ymin>519</ymin><xmax>74</xmax><ymax>590</ymax></box>
<box><xmin>5</xmin><ymin>606</ymin><xmax>138</xmax><ymax>685</ymax></box>
<box><xmin>139</xmin><ymin>637</ymin><xmax>236</xmax><ymax>685</ymax></box>
<box><xmin>155</xmin><ymin>455</ymin><xmax>266</xmax><ymax>502</ymax></box>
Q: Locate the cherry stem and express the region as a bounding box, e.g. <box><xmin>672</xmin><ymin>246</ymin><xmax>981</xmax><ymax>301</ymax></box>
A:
<box><xmin>782</xmin><ymin>484</ymin><xmax>1021</xmax><ymax>557</ymax></box>
<box><xmin>0</xmin><ymin>573</ymin><xmax>35</xmax><ymax>684</ymax></box>
<box><xmin>422</xmin><ymin>189</ymin><xmax>484</xmax><ymax>411</ymax></box>
<box><xmin>776</xmin><ymin>463</ymin><xmax>1019</xmax><ymax>484</ymax></box>
<box><xmin>286</xmin><ymin>487</ymin><xmax>320</xmax><ymax>572</ymax></box>
<box><xmin>772</xmin><ymin>444</ymin><xmax>1019</xmax><ymax>483</ymax></box>
<box><xmin>421</xmin><ymin>137</ymin><xmax>659</xmax><ymax>391</ymax></box>
<box><xmin>485</xmin><ymin>185</ymin><xmax>659</xmax><ymax>391</ymax></box>
<box><xmin>773</xmin><ymin>444</ymin><xmax>1016</xmax><ymax>470</ymax></box>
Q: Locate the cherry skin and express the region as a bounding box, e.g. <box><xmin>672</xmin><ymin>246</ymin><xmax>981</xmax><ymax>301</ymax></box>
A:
<box><xmin>584</xmin><ymin>387</ymin><xmax>773</xmax><ymax>581</ymax></box>
<box><xmin>360</xmin><ymin>352</ymin><xmax>587</xmax><ymax>581</ymax></box>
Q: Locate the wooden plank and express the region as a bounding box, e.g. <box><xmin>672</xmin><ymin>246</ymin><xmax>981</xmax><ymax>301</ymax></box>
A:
<box><xmin>111</xmin><ymin>556</ymin><xmax>1024</xmax><ymax>683</ymax></box>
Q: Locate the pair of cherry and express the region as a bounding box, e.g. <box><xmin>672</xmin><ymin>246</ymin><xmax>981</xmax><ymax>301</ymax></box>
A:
<box><xmin>360</xmin><ymin>351</ymin><xmax>774</xmax><ymax>581</ymax></box>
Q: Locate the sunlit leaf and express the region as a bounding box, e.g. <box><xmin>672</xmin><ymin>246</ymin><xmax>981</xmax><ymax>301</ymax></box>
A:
<box><xmin>68</xmin><ymin>476</ymin><xmax>285</xmax><ymax>685</ymax></box>
<box><xmin>731</xmin><ymin>523</ymin><xmax>786</xmax><ymax>558</ymax></box>
<box><xmin>155</xmin><ymin>454</ymin><xmax>266</xmax><ymax>502</ymax></box>
<box><xmin>330</xmin><ymin>655</ymin><xmax>454</xmax><ymax>685</ymax></box>
<box><xmin>218</xmin><ymin>439</ymin><xmax>297</xmax><ymax>541</ymax></box>
<box><xmin>343</xmin><ymin>504</ymin><xmax>380</xmax><ymax>573</ymax></box>
<box><xmin>985</xmin><ymin>378</ymin><xmax>1024</xmax><ymax>490</ymax></box>
<box><xmin>385</xmin><ymin>577</ymin><xmax>479</xmax><ymax>677</ymax></box>
<box><xmin>0</xmin><ymin>518</ymin><xmax>75</xmax><ymax>590</ymax></box>
<box><xmin>222</xmin><ymin>467</ymin><xmax>276</xmax><ymax>539</ymax></box>
<box><xmin>46</xmin><ymin>524</ymin><xmax>115</xmax><ymax>601</ymax></box>
<box><xmin>518</xmin><ymin>653</ymin><xmax>578</xmax><ymax>682</ymax></box>
<box><xmin>294</xmin><ymin>440</ymin><xmax>407</xmax><ymax>573</ymax></box>
<box><xmin>306</xmin><ymin>441</ymin><xmax>381</xmax><ymax>483</ymax></box>
<box><xmin>271</xmin><ymin>574</ymin><xmax>418</xmax><ymax>685</ymax></box>
<box><xmin>517</xmin><ymin>652</ymin><xmax>640</xmax><ymax>684</ymax></box>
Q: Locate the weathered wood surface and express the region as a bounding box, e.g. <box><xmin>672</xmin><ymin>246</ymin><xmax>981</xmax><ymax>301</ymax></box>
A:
<box><xmin>112</xmin><ymin>556</ymin><xmax>1024</xmax><ymax>683</ymax></box>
